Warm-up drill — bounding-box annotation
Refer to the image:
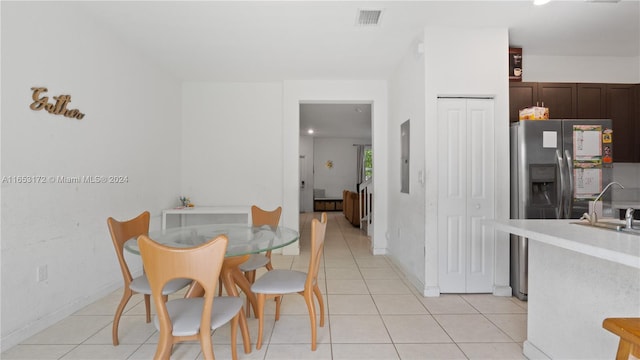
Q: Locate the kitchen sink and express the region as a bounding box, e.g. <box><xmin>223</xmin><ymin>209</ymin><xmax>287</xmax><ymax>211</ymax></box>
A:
<box><xmin>572</xmin><ymin>219</ymin><xmax>640</xmax><ymax>236</ymax></box>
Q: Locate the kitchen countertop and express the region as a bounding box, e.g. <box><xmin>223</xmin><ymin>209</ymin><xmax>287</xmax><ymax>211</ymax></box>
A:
<box><xmin>489</xmin><ymin>219</ymin><xmax>640</xmax><ymax>269</ymax></box>
<box><xmin>489</xmin><ymin>218</ymin><xmax>640</xmax><ymax>359</ymax></box>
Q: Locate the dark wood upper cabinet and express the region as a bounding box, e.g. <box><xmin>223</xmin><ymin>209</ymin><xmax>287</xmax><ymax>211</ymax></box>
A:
<box><xmin>606</xmin><ymin>84</ymin><xmax>636</xmax><ymax>163</ymax></box>
<box><xmin>577</xmin><ymin>83</ymin><xmax>607</xmax><ymax>119</ymax></box>
<box><xmin>537</xmin><ymin>83</ymin><xmax>577</xmax><ymax>119</ymax></box>
<box><xmin>636</xmin><ymin>84</ymin><xmax>640</xmax><ymax>162</ymax></box>
<box><xmin>510</xmin><ymin>81</ymin><xmax>639</xmax><ymax>162</ymax></box>
<box><xmin>509</xmin><ymin>82</ymin><xmax>538</xmax><ymax>122</ymax></box>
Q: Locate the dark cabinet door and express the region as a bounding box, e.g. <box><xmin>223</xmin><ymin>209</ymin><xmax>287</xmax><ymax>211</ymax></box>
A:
<box><xmin>606</xmin><ymin>84</ymin><xmax>637</xmax><ymax>163</ymax></box>
<box><xmin>636</xmin><ymin>84</ymin><xmax>640</xmax><ymax>162</ymax></box>
<box><xmin>577</xmin><ymin>83</ymin><xmax>607</xmax><ymax>119</ymax></box>
<box><xmin>509</xmin><ymin>82</ymin><xmax>638</xmax><ymax>162</ymax></box>
<box><xmin>509</xmin><ymin>82</ymin><xmax>538</xmax><ymax>122</ymax></box>
<box><xmin>538</xmin><ymin>83</ymin><xmax>577</xmax><ymax>119</ymax></box>
<box><xmin>633</xmin><ymin>84</ymin><xmax>640</xmax><ymax>162</ymax></box>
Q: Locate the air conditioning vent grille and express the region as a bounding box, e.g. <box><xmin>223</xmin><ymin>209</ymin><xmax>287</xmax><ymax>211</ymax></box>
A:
<box><xmin>357</xmin><ymin>9</ymin><xmax>382</xmax><ymax>26</ymax></box>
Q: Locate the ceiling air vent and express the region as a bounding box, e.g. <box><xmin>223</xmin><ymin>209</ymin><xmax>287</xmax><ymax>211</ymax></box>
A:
<box><xmin>356</xmin><ymin>9</ymin><xmax>383</xmax><ymax>26</ymax></box>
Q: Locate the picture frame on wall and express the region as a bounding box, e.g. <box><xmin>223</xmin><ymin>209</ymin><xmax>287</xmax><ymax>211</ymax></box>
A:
<box><xmin>509</xmin><ymin>47</ymin><xmax>523</xmax><ymax>82</ymax></box>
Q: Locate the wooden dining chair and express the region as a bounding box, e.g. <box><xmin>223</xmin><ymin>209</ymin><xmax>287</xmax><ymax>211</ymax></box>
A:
<box><xmin>603</xmin><ymin>317</ymin><xmax>640</xmax><ymax>360</ymax></box>
<box><xmin>251</xmin><ymin>212</ymin><xmax>327</xmax><ymax>351</ymax></box>
<box><xmin>107</xmin><ymin>211</ymin><xmax>191</xmax><ymax>346</ymax></box>
<box><xmin>237</xmin><ymin>205</ymin><xmax>282</xmax><ymax>315</ymax></box>
<box><xmin>138</xmin><ymin>234</ymin><xmax>244</xmax><ymax>360</ymax></box>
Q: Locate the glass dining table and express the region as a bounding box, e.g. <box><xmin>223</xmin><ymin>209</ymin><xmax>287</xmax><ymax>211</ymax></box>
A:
<box><xmin>124</xmin><ymin>223</ymin><xmax>299</xmax><ymax>354</ymax></box>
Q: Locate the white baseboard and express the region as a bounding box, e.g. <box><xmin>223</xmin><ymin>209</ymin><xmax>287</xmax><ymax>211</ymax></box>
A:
<box><xmin>385</xmin><ymin>254</ymin><xmax>433</xmax><ymax>297</ymax></box>
<box><xmin>0</xmin><ymin>280</ymin><xmax>122</xmax><ymax>353</ymax></box>
<box><xmin>493</xmin><ymin>285</ymin><xmax>513</xmax><ymax>297</ymax></box>
<box><xmin>424</xmin><ymin>286</ymin><xmax>441</xmax><ymax>297</ymax></box>
<box><xmin>523</xmin><ymin>340</ymin><xmax>551</xmax><ymax>359</ymax></box>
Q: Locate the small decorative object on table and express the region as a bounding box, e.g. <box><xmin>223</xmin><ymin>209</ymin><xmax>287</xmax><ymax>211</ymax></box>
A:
<box><xmin>179</xmin><ymin>196</ymin><xmax>194</xmax><ymax>208</ymax></box>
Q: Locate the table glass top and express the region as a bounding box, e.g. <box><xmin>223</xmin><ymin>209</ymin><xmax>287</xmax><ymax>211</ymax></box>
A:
<box><xmin>124</xmin><ymin>223</ymin><xmax>299</xmax><ymax>257</ymax></box>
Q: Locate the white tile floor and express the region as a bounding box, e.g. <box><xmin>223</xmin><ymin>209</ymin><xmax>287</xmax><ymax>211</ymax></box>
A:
<box><xmin>2</xmin><ymin>212</ymin><xmax>528</xmax><ymax>360</ymax></box>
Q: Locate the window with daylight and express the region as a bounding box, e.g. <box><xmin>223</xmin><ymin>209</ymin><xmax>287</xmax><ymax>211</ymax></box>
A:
<box><xmin>364</xmin><ymin>147</ymin><xmax>372</xmax><ymax>181</ymax></box>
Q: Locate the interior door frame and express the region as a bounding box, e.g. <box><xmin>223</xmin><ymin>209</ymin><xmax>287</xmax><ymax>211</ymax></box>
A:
<box><xmin>298</xmin><ymin>102</ymin><xmax>372</xmax><ymax>211</ymax></box>
<box><xmin>282</xmin><ymin>81</ymin><xmax>389</xmax><ymax>256</ymax></box>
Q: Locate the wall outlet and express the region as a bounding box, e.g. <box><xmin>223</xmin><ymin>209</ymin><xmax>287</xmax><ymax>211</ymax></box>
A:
<box><xmin>37</xmin><ymin>265</ymin><xmax>48</xmax><ymax>282</ymax></box>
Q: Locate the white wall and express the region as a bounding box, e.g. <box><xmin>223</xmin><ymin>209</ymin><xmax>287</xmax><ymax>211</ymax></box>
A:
<box><xmin>423</xmin><ymin>27</ymin><xmax>511</xmax><ymax>296</ymax></box>
<box><xmin>523</xmin><ymin>55</ymin><xmax>640</xmax><ymax>83</ymax></box>
<box><xmin>181</xmin><ymin>81</ymin><xmax>387</xmax><ymax>256</ymax></box>
<box><xmin>180</xmin><ymin>82</ymin><xmax>283</xmax><ymax>210</ymax></box>
<box><xmin>613</xmin><ymin>163</ymin><xmax>640</xmax><ymax>201</ymax></box>
<box><xmin>387</xmin><ymin>38</ymin><xmax>427</xmax><ymax>291</ymax></box>
<box><xmin>283</xmin><ymin>81</ymin><xmax>388</xmax><ymax>254</ymax></box>
<box><xmin>299</xmin><ymin>136</ymin><xmax>314</xmax><ymax>213</ymax></box>
<box><xmin>313</xmin><ymin>138</ymin><xmax>362</xmax><ymax>198</ymax></box>
<box><xmin>0</xmin><ymin>2</ymin><xmax>182</xmax><ymax>350</ymax></box>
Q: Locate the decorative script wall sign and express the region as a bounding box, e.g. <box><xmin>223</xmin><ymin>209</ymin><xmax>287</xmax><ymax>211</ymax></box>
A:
<box><xmin>30</xmin><ymin>87</ymin><xmax>85</xmax><ymax>119</ymax></box>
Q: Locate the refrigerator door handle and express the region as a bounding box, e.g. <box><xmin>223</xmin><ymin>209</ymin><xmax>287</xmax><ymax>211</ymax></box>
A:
<box><xmin>564</xmin><ymin>150</ymin><xmax>574</xmax><ymax>219</ymax></box>
<box><xmin>555</xmin><ymin>149</ymin><xmax>565</xmax><ymax>219</ymax></box>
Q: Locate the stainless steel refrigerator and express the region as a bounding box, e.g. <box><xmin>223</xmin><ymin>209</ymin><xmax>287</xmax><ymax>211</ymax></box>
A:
<box><xmin>509</xmin><ymin>119</ymin><xmax>614</xmax><ymax>300</ymax></box>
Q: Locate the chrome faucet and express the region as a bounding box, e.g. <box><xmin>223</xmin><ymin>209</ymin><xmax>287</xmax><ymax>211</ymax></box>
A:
<box><xmin>584</xmin><ymin>181</ymin><xmax>624</xmax><ymax>225</ymax></box>
<box><xmin>626</xmin><ymin>208</ymin><xmax>635</xmax><ymax>229</ymax></box>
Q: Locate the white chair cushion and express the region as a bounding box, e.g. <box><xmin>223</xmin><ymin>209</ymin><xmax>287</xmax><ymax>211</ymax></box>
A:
<box><xmin>130</xmin><ymin>274</ymin><xmax>192</xmax><ymax>296</ymax></box>
<box><xmin>251</xmin><ymin>269</ymin><xmax>307</xmax><ymax>294</ymax></box>
<box><xmin>153</xmin><ymin>296</ymin><xmax>243</xmax><ymax>337</ymax></box>
<box><xmin>238</xmin><ymin>254</ymin><xmax>270</xmax><ymax>272</ymax></box>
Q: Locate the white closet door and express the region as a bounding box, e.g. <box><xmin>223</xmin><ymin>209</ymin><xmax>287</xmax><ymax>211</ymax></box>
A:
<box><xmin>437</xmin><ymin>98</ymin><xmax>495</xmax><ymax>293</ymax></box>
<box><xmin>437</xmin><ymin>99</ymin><xmax>468</xmax><ymax>292</ymax></box>
<box><xmin>465</xmin><ymin>99</ymin><xmax>495</xmax><ymax>293</ymax></box>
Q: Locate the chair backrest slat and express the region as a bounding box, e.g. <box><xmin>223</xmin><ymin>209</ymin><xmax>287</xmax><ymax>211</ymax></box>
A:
<box><xmin>107</xmin><ymin>211</ymin><xmax>150</xmax><ymax>283</ymax></box>
<box><xmin>138</xmin><ymin>234</ymin><xmax>228</xmax><ymax>335</ymax></box>
<box><xmin>138</xmin><ymin>234</ymin><xmax>227</xmax><ymax>296</ymax></box>
<box><xmin>306</xmin><ymin>212</ymin><xmax>327</xmax><ymax>288</ymax></box>
<box><xmin>251</xmin><ymin>205</ymin><xmax>282</xmax><ymax>228</ymax></box>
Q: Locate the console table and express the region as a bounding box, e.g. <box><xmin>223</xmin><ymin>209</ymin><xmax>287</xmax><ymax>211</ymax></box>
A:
<box><xmin>313</xmin><ymin>198</ymin><xmax>343</xmax><ymax>211</ymax></box>
<box><xmin>161</xmin><ymin>206</ymin><xmax>250</xmax><ymax>230</ymax></box>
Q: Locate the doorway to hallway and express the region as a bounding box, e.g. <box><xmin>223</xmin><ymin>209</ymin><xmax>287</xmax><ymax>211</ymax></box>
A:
<box><xmin>298</xmin><ymin>103</ymin><xmax>372</xmax><ymax>215</ymax></box>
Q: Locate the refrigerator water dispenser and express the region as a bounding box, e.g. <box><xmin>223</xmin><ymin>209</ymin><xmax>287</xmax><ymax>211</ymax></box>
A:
<box><xmin>527</xmin><ymin>164</ymin><xmax>560</xmax><ymax>219</ymax></box>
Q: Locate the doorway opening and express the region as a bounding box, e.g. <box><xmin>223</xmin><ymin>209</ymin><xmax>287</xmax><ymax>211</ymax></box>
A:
<box><xmin>298</xmin><ymin>103</ymin><xmax>373</xmax><ymax>229</ymax></box>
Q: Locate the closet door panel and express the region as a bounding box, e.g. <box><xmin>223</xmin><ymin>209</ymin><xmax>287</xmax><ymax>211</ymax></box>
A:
<box><xmin>437</xmin><ymin>98</ymin><xmax>495</xmax><ymax>294</ymax></box>
<box><xmin>438</xmin><ymin>99</ymin><xmax>468</xmax><ymax>293</ymax></box>
<box><xmin>466</xmin><ymin>99</ymin><xmax>495</xmax><ymax>293</ymax></box>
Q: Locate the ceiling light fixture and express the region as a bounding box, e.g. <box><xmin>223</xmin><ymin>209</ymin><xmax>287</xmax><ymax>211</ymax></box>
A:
<box><xmin>533</xmin><ymin>0</ymin><xmax>551</xmax><ymax>5</ymax></box>
<box><xmin>307</xmin><ymin>129</ymin><xmax>314</xmax><ymax>135</ymax></box>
